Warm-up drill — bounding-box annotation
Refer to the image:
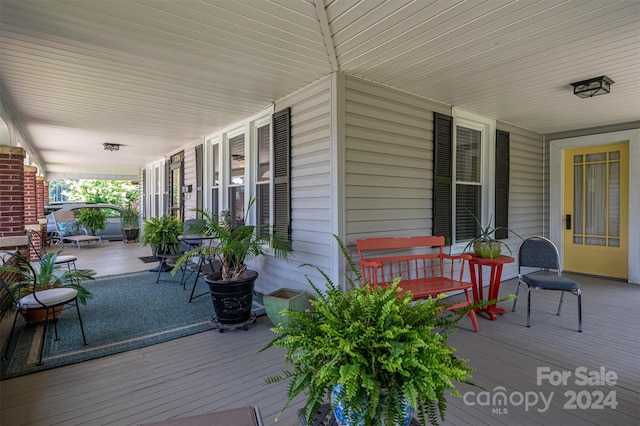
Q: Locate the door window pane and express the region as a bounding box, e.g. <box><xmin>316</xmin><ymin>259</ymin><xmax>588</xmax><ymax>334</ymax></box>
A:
<box><xmin>572</xmin><ymin>149</ymin><xmax>621</xmax><ymax>247</ymax></box>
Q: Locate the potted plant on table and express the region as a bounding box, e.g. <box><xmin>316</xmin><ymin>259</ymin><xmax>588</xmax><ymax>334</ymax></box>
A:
<box><xmin>76</xmin><ymin>208</ymin><xmax>107</xmax><ymax>236</ymax></box>
<box><xmin>462</xmin><ymin>209</ymin><xmax>523</xmax><ymax>259</ymax></box>
<box><xmin>261</xmin><ymin>235</ymin><xmax>478</xmax><ymax>426</ymax></box>
<box><xmin>0</xmin><ymin>251</ymin><xmax>95</xmax><ymax>323</ymax></box>
<box><xmin>120</xmin><ymin>201</ymin><xmax>140</xmax><ymax>242</ymax></box>
<box><xmin>172</xmin><ymin>198</ymin><xmax>291</xmax><ymax>330</ymax></box>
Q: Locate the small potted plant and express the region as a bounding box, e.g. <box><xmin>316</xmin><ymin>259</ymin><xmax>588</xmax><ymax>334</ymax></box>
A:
<box><xmin>172</xmin><ymin>198</ymin><xmax>291</xmax><ymax>328</ymax></box>
<box><xmin>261</xmin><ymin>235</ymin><xmax>479</xmax><ymax>426</ymax></box>
<box><xmin>462</xmin><ymin>209</ymin><xmax>523</xmax><ymax>259</ymax></box>
<box><xmin>139</xmin><ymin>214</ymin><xmax>183</xmax><ymax>257</ymax></box>
<box><xmin>263</xmin><ymin>288</ymin><xmax>308</xmax><ymax>327</ymax></box>
<box><xmin>76</xmin><ymin>208</ymin><xmax>107</xmax><ymax>236</ymax></box>
<box><xmin>120</xmin><ymin>201</ymin><xmax>140</xmax><ymax>242</ymax></box>
<box><xmin>0</xmin><ymin>251</ymin><xmax>95</xmax><ymax>323</ymax></box>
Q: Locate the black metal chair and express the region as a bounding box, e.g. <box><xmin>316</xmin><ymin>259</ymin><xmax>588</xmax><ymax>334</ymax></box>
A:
<box><xmin>187</xmin><ymin>248</ymin><xmax>221</xmax><ymax>302</ymax></box>
<box><xmin>155</xmin><ymin>219</ymin><xmax>203</xmax><ymax>285</ymax></box>
<box><xmin>512</xmin><ymin>237</ymin><xmax>582</xmax><ymax>332</ymax></box>
<box><xmin>28</xmin><ymin>229</ymin><xmax>77</xmax><ymax>272</ymax></box>
<box><xmin>0</xmin><ymin>251</ymin><xmax>88</xmax><ymax>365</ymax></box>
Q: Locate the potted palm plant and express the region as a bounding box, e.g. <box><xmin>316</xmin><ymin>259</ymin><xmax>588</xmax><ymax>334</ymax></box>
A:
<box><xmin>172</xmin><ymin>198</ymin><xmax>291</xmax><ymax>329</ymax></box>
<box><xmin>139</xmin><ymin>214</ymin><xmax>183</xmax><ymax>257</ymax></box>
<box><xmin>261</xmin><ymin>235</ymin><xmax>479</xmax><ymax>426</ymax></box>
<box><xmin>0</xmin><ymin>251</ymin><xmax>95</xmax><ymax>323</ymax></box>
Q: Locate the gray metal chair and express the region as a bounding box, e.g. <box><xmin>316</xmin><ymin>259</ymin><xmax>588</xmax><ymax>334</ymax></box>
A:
<box><xmin>512</xmin><ymin>237</ymin><xmax>582</xmax><ymax>332</ymax></box>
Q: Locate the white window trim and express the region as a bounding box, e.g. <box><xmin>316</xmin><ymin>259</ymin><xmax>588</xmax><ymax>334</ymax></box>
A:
<box><xmin>252</xmin><ymin>116</ymin><xmax>273</xmax><ymax>227</ymax></box>
<box><xmin>203</xmin><ymin>105</ymin><xmax>274</xmax><ymax>225</ymax></box>
<box><xmin>451</xmin><ymin>107</ymin><xmax>496</xmax><ymax>253</ymax></box>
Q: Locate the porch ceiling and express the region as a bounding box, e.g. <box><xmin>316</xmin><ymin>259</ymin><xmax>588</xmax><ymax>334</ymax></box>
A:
<box><xmin>1</xmin><ymin>0</ymin><xmax>639</xmax><ymax>179</ymax></box>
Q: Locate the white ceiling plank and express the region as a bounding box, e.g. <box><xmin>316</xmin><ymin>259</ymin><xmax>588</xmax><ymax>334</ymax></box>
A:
<box><xmin>0</xmin><ymin>0</ymin><xmax>638</xmax><ymax>178</ymax></box>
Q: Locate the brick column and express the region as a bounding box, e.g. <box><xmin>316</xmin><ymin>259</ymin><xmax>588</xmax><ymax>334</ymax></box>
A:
<box><xmin>0</xmin><ymin>146</ymin><xmax>28</xmax><ymax>254</ymax></box>
<box><xmin>23</xmin><ymin>166</ymin><xmax>41</xmax><ymax>260</ymax></box>
<box><xmin>42</xmin><ymin>181</ymin><xmax>49</xmax><ymax>214</ymax></box>
<box><xmin>36</xmin><ymin>176</ymin><xmax>45</xmax><ymax>221</ymax></box>
<box><xmin>23</xmin><ymin>166</ymin><xmax>37</xmax><ymax>226</ymax></box>
<box><xmin>35</xmin><ymin>176</ymin><xmax>49</xmax><ymax>251</ymax></box>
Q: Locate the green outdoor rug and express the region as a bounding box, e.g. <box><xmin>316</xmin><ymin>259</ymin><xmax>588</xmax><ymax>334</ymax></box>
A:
<box><xmin>0</xmin><ymin>271</ymin><xmax>265</xmax><ymax>380</ymax></box>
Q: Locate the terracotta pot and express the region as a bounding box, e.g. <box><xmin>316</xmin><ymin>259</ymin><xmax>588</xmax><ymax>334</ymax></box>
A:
<box><xmin>21</xmin><ymin>305</ymin><xmax>64</xmax><ymax>323</ymax></box>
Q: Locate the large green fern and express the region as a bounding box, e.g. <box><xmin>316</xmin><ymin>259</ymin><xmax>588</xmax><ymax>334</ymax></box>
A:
<box><xmin>260</xmin><ymin>234</ymin><xmax>483</xmax><ymax>425</ymax></box>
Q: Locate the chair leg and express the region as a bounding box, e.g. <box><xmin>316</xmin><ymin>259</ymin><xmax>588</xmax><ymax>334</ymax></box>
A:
<box><xmin>464</xmin><ymin>290</ymin><xmax>479</xmax><ymax>332</ymax></box>
<box><xmin>2</xmin><ymin>312</ymin><xmax>19</xmax><ymax>360</ymax></box>
<box><xmin>189</xmin><ymin>259</ymin><xmax>210</xmax><ymax>303</ymax></box>
<box><xmin>38</xmin><ymin>309</ymin><xmax>51</xmax><ymax>365</ymax></box>
<box><xmin>75</xmin><ymin>301</ymin><xmax>88</xmax><ymax>345</ymax></box>
<box><xmin>512</xmin><ymin>281</ymin><xmax>521</xmax><ymax>311</ymax></box>
<box><xmin>557</xmin><ymin>291</ymin><xmax>566</xmax><ymax>316</ymax></box>
<box><xmin>526</xmin><ymin>288</ymin><xmax>531</xmax><ymax>327</ymax></box>
<box><xmin>155</xmin><ymin>259</ymin><xmax>164</xmax><ymax>283</ymax></box>
<box><xmin>52</xmin><ymin>311</ymin><xmax>60</xmax><ymax>341</ymax></box>
<box><xmin>577</xmin><ymin>290</ymin><xmax>582</xmax><ymax>332</ymax></box>
<box><xmin>189</xmin><ymin>268</ymin><xmax>202</xmax><ymax>303</ymax></box>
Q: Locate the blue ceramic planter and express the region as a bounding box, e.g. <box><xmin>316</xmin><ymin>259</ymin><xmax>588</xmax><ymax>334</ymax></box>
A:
<box><xmin>330</xmin><ymin>384</ymin><xmax>414</xmax><ymax>426</ymax></box>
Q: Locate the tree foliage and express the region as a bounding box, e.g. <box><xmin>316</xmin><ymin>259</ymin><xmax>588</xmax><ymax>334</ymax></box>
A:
<box><xmin>51</xmin><ymin>179</ymin><xmax>138</xmax><ymax>206</ymax></box>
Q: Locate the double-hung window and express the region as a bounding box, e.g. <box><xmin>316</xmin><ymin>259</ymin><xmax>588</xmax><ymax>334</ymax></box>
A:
<box><xmin>434</xmin><ymin>108</ymin><xmax>506</xmax><ymax>252</ymax></box>
<box><xmin>204</xmin><ymin>106</ymin><xmax>290</xmax><ymax>243</ymax></box>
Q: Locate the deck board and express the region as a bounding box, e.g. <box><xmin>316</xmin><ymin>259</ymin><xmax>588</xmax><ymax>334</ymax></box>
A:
<box><xmin>2</xmin><ymin>245</ymin><xmax>639</xmax><ymax>426</ymax></box>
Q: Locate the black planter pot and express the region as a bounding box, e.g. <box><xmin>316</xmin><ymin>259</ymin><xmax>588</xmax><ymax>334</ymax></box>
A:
<box><xmin>122</xmin><ymin>228</ymin><xmax>139</xmax><ymax>242</ymax></box>
<box><xmin>205</xmin><ymin>270</ymin><xmax>258</xmax><ymax>325</ymax></box>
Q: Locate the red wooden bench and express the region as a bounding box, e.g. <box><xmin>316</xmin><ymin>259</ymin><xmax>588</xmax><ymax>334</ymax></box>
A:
<box><xmin>355</xmin><ymin>235</ymin><xmax>479</xmax><ymax>332</ymax></box>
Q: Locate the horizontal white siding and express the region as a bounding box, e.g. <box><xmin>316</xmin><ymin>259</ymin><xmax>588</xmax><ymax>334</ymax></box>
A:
<box><xmin>257</xmin><ymin>77</ymin><xmax>334</xmax><ymax>294</ymax></box>
<box><xmin>344</xmin><ymin>77</ymin><xmax>448</xmax><ymax>244</ymax></box>
<box><xmin>344</xmin><ymin>79</ymin><xmax>544</xmax><ymax>282</ymax></box>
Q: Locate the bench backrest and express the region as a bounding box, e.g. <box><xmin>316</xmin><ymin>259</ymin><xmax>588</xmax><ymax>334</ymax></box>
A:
<box><xmin>356</xmin><ymin>236</ymin><xmax>464</xmax><ymax>285</ymax></box>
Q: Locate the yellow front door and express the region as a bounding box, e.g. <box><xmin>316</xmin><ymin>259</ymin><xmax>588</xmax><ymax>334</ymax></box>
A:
<box><xmin>563</xmin><ymin>142</ymin><xmax>628</xmax><ymax>279</ymax></box>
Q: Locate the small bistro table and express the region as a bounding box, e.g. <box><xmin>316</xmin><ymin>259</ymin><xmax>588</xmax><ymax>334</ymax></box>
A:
<box><xmin>468</xmin><ymin>254</ymin><xmax>514</xmax><ymax>320</ymax></box>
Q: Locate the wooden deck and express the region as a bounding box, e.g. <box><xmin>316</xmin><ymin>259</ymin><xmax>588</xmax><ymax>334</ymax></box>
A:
<box><xmin>1</xmin><ymin>242</ymin><xmax>639</xmax><ymax>425</ymax></box>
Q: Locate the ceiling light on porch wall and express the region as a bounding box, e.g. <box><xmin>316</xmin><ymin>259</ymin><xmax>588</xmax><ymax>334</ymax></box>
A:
<box><xmin>571</xmin><ymin>76</ymin><xmax>614</xmax><ymax>98</ymax></box>
<box><xmin>103</xmin><ymin>142</ymin><xmax>121</xmax><ymax>151</ymax></box>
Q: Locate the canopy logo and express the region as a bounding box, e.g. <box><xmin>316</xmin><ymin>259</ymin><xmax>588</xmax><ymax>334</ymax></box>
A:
<box><xmin>463</xmin><ymin>366</ymin><xmax>618</xmax><ymax>415</ymax></box>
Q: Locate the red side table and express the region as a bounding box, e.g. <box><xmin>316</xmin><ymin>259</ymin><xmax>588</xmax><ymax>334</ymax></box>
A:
<box><xmin>468</xmin><ymin>254</ymin><xmax>514</xmax><ymax>320</ymax></box>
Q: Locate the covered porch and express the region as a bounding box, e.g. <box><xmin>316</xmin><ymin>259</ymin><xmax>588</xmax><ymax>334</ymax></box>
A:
<box><xmin>1</xmin><ymin>242</ymin><xmax>638</xmax><ymax>425</ymax></box>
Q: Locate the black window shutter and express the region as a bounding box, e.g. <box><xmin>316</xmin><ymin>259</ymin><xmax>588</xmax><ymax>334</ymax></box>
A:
<box><xmin>433</xmin><ymin>112</ymin><xmax>453</xmax><ymax>245</ymax></box>
<box><xmin>164</xmin><ymin>159</ymin><xmax>171</xmax><ymax>213</ymax></box>
<box><xmin>272</xmin><ymin>107</ymin><xmax>291</xmax><ymax>243</ymax></box>
<box><xmin>494</xmin><ymin>130</ymin><xmax>510</xmax><ymax>239</ymax></box>
<box><xmin>195</xmin><ymin>144</ymin><xmax>203</xmax><ymax>215</ymax></box>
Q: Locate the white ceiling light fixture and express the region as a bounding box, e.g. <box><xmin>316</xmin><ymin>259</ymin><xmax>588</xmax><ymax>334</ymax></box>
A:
<box><xmin>103</xmin><ymin>142</ymin><xmax>121</xmax><ymax>151</ymax></box>
<box><xmin>571</xmin><ymin>76</ymin><xmax>614</xmax><ymax>98</ymax></box>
